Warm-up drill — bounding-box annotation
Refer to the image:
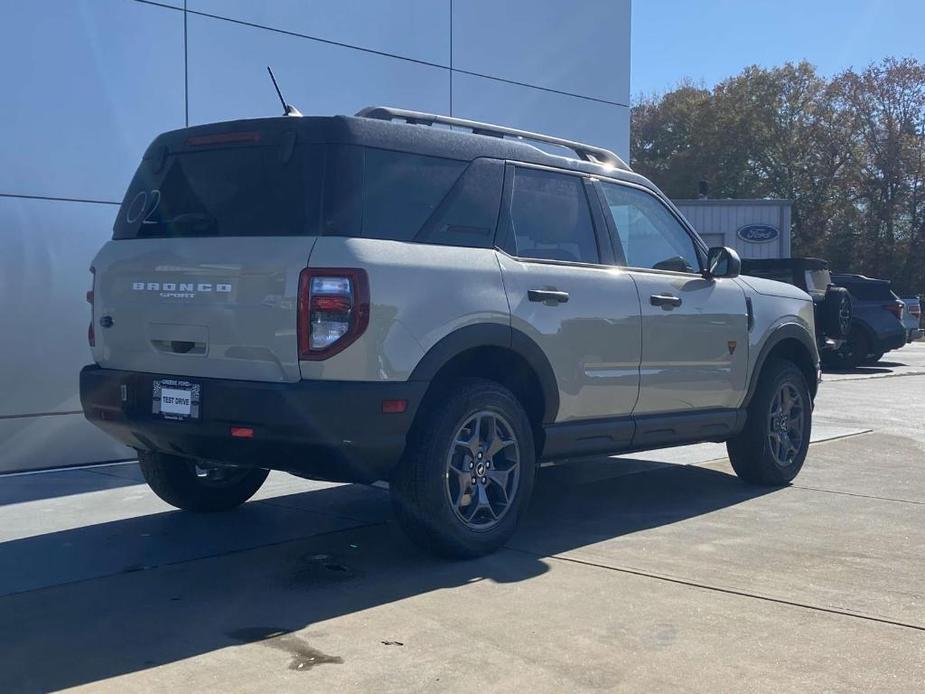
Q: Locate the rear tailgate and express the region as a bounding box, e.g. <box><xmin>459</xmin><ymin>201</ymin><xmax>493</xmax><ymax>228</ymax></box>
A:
<box><xmin>90</xmin><ymin>121</ymin><xmax>323</xmax><ymax>382</ymax></box>
<box><xmin>91</xmin><ymin>237</ymin><xmax>315</xmax><ymax>382</ymax></box>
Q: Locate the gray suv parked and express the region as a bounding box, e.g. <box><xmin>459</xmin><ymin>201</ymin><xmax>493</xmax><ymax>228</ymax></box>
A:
<box><xmin>81</xmin><ymin>107</ymin><xmax>820</xmax><ymax>557</ymax></box>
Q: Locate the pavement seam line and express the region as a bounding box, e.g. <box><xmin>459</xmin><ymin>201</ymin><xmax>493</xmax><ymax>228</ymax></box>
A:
<box><xmin>507</xmin><ymin>548</ymin><xmax>925</xmax><ymax>633</ymax></box>
<box><xmin>789</xmin><ymin>484</ymin><xmax>925</xmax><ymax>507</ymax></box>
<box><xmin>824</xmin><ymin>370</ymin><xmax>925</xmax><ymax>383</ymax></box>
<box><xmin>686</xmin><ymin>428</ymin><xmax>874</xmax><ymax>469</ymax></box>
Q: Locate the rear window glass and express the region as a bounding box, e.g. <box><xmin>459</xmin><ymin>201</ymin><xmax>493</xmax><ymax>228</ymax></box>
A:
<box><xmin>115</xmin><ymin>140</ymin><xmax>501</xmax><ymax>246</ymax></box>
<box><xmin>114</xmin><ymin>142</ymin><xmax>322</xmax><ymax>239</ymax></box>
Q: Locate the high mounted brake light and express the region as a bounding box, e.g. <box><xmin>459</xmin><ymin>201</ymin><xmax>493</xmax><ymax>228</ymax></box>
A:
<box><xmin>297</xmin><ymin>268</ymin><xmax>369</xmax><ymax>360</ymax></box>
<box><xmin>185</xmin><ymin>131</ymin><xmax>262</xmax><ymax>146</ymax></box>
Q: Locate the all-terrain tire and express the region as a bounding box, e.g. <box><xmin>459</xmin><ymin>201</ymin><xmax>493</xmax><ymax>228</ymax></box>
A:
<box><xmin>390</xmin><ymin>378</ymin><xmax>536</xmax><ymax>559</ymax></box>
<box><xmin>861</xmin><ymin>352</ymin><xmax>884</xmax><ymax>366</ymax></box>
<box><xmin>822</xmin><ymin>286</ymin><xmax>852</xmax><ymax>339</ymax></box>
<box><xmin>139</xmin><ymin>451</ymin><xmax>269</xmax><ymax>512</ymax></box>
<box><xmin>822</xmin><ymin>327</ymin><xmax>868</xmax><ymax>370</ymax></box>
<box><xmin>727</xmin><ymin>358</ymin><xmax>812</xmax><ymax>486</ymax></box>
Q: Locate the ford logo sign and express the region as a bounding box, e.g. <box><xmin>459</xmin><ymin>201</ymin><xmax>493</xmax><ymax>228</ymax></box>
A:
<box><xmin>737</xmin><ymin>224</ymin><xmax>779</xmax><ymax>243</ymax></box>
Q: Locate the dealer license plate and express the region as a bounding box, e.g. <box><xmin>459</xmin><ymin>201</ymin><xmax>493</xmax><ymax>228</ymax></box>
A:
<box><xmin>152</xmin><ymin>379</ymin><xmax>201</xmax><ymax>420</ymax></box>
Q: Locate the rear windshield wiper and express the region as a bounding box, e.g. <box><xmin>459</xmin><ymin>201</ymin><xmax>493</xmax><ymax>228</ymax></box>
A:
<box><xmin>139</xmin><ymin>212</ymin><xmax>218</xmax><ymax>235</ymax></box>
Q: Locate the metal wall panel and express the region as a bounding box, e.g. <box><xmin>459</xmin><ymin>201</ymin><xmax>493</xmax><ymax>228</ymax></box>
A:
<box><xmin>187</xmin><ymin>13</ymin><xmax>450</xmax><ymax>125</ymax></box>
<box><xmin>0</xmin><ymin>197</ymin><xmax>134</xmax><ymax>472</ymax></box>
<box><xmin>0</xmin><ymin>198</ymin><xmax>116</xmax><ymax>418</ymax></box>
<box><xmin>0</xmin><ymin>415</ymin><xmax>132</xmax><ymax>474</ymax></box>
<box><xmin>189</xmin><ymin>0</ymin><xmax>451</xmax><ymax>66</ymax></box>
<box><xmin>452</xmin><ymin>0</ymin><xmax>631</xmax><ymax>105</ymax></box>
<box><xmin>452</xmin><ymin>72</ymin><xmax>630</xmax><ymax>161</ymax></box>
<box><xmin>0</xmin><ymin>0</ymin><xmax>185</xmax><ymax>202</ymax></box>
<box><xmin>674</xmin><ymin>201</ymin><xmax>791</xmax><ymax>260</ymax></box>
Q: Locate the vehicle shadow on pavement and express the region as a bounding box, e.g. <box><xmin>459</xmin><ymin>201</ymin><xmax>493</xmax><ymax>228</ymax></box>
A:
<box><xmin>0</xmin><ymin>465</ymin><xmax>143</xmax><ymax>507</ymax></box>
<box><xmin>0</xmin><ymin>459</ymin><xmax>777</xmax><ymax>692</ymax></box>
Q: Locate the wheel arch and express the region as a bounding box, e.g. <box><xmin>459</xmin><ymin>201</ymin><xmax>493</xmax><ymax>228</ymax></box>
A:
<box><xmin>744</xmin><ymin>325</ymin><xmax>819</xmax><ymax>407</ymax></box>
<box><xmin>409</xmin><ymin>324</ymin><xmax>559</xmax><ymax>446</ymax></box>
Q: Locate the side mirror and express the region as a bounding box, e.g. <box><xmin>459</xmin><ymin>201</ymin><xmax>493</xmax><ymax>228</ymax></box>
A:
<box><xmin>706</xmin><ymin>246</ymin><xmax>741</xmax><ymax>279</ymax></box>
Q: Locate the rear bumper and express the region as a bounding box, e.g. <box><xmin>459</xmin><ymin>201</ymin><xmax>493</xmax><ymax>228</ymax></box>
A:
<box><xmin>907</xmin><ymin>328</ymin><xmax>924</xmax><ymax>342</ymax></box>
<box><xmin>79</xmin><ymin>365</ymin><xmax>427</xmax><ymax>483</ymax></box>
<box><xmin>874</xmin><ymin>329</ymin><xmax>907</xmax><ymax>353</ymax></box>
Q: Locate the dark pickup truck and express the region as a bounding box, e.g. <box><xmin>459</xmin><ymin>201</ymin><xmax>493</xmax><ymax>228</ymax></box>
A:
<box><xmin>741</xmin><ymin>257</ymin><xmax>852</xmax><ymax>360</ymax></box>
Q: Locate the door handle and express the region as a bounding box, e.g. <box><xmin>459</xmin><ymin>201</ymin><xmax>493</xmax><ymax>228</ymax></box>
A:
<box><xmin>528</xmin><ymin>289</ymin><xmax>569</xmax><ymax>304</ymax></box>
<box><xmin>650</xmin><ymin>294</ymin><xmax>682</xmax><ymax>308</ymax></box>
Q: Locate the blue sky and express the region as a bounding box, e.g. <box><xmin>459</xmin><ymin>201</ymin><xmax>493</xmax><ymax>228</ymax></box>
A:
<box><xmin>631</xmin><ymin>0</ymin><xmax>925</xmax><ymax>99</ymax></box>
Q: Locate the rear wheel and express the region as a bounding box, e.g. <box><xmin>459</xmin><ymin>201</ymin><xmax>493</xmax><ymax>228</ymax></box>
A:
<box><xmin>727</xmin><ymin>358</ymin><xmax>811</xmax><ymax>486</ymax></box>
<box><xmin>822</xmin><ymin>327</ymin><xmax>868</xmax><ymax>370</ymax></box>
<box><xmin>862</xmin><ymin>352</ymin><xmax>884</xmax><ymax>365</ymax></box>
<box><xmin>138</xmin><ymin>451</ymin><xmax>269</xmax><ymax>512</ymax></box>
<box><xmin>390</xmin><ymin>378</ymin><xmax>535</xmax><ymax>558</ymax></box>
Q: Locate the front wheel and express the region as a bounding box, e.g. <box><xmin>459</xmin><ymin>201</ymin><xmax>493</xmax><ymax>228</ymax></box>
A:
<box><xmin>139</xmin><ymin>451</ymin><xmax>269</xmax><ymax>512</ymax></box>
<box><xmin>390</xmin><ymin>378</ymin><xmax>536</xmax><ymax>558</ymax></box>
<box><xmin>727</xmin><ymin>358</ymin><xmax>812</xmax><ymax>486</ymax></box>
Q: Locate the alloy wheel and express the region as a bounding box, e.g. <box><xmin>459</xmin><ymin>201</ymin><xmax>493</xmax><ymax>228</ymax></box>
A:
<box><xmin>767</xmin><ymin>383</ymin><xmax>805</xmax><ymax>467</ymax></box>
<box><xmin>445</xmin><ymin>410</ymin><xmax>521</xmax><ymax>530</ymax></box>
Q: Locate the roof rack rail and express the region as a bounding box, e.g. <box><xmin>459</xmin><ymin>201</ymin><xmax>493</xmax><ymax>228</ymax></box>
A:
<box><xmin>355</xmin><ymin>106</ymin><xmax>629</xmax><ymax>170</ymax></box>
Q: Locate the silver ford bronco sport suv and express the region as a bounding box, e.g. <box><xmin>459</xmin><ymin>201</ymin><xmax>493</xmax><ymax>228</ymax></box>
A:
<box><xmin>81</xmin><ymin>107</ymin><xmax>820</xmax><ymax>557</ymax></box>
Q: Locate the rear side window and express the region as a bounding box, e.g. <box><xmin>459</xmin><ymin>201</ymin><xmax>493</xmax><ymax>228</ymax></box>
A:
<box><xmin>322</xmin><ymin>147</ymin><xmax>500</xmax><ymax>246</ymax></box>
<box><xmin>114</xmin><ymin>141</ymin><xmax>323</xmax><ymax>239</ymax></box>
<box><xmin>362</xmin><ymin>148</ymin><xmax>466</xmax><ymax>242</ymax></box>
<box><xmin>504</xmin><ymin>167</ymin><xmax>599</xmax><ymax>264</ymax></box>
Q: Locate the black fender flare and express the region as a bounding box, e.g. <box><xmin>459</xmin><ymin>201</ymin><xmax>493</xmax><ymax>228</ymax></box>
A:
<box><xmin>744</xmin><ymin>323</ymin><xmax>819</xmax><ymax>407</ymax></box>
<box><xmin>409</xmin><ymin>323</ymin><xmax>560</xmax><ymax>423</ymax></box>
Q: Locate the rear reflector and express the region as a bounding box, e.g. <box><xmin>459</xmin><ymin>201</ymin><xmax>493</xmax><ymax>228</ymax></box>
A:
<box><xmin>381</xmin><ymin>399</ymin><xmax>408</xmax><ymax>414</ymax></box>
<box><xmin>230</xmin><ymin>426</ymin><xmax>255</xmax><ymax>439</ymax></box>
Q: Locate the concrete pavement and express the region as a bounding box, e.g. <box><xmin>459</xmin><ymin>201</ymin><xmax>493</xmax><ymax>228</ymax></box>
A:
<box><xmin>1</xmin><ymin>342</ymin><xmax>924</xmax><ymax>692</ymax></box>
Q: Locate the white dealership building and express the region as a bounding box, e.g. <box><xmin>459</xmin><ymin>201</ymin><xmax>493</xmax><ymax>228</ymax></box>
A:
<box><xmin>0</xmin><ymin>0</ymin><xmax>631</xmax><ymax>472</ymax></box>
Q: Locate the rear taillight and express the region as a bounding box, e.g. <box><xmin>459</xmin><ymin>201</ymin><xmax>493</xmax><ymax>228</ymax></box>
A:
<box><xmin>87</xmin><ymin>267</ymin><xmax>96</xmax><ymax>347</ymax></box>
<box><xmin>909</xmin><ymin>303</ymin><xmax>921</xmax><ymax>318</ymax></box>
<box><xmin>297</xmin><ymin>268</ymin><xmax>369</xmax><ymax>360</ymax></box>
<box><xmin>883</xmin><ymin>302</ymin><xmax>904</xmax><ymax>320</ymax></box>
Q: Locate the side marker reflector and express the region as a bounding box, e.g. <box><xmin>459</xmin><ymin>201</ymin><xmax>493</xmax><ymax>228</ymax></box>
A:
<box><xmin>231</xmin><ymin>426</ymin><xmax>255</xmax><ymax>439</ymax></box>
<box><xmin>381</xmin><ymin>399</ymin><xmax>408</xmax><ymax>414</ymax></box>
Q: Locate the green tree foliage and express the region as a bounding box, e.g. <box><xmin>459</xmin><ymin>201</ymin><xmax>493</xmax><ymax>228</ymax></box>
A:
<box><xmin>631</xmin><ymin>59</ymin><xmax>925</xmax><ymax>295</ymax></box>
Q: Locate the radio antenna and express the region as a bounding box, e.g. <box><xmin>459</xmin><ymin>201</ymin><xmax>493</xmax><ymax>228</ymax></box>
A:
<box><xmin>267</xmin><ymin>66</ymin><xmax>302</xmax><ymax>117</ymax></box>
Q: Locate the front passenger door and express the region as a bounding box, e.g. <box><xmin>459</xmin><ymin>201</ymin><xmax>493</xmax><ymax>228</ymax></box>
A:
<box><xmin>596</xmin><ymin>181</ymin><xmax>749</xmax><ymax>416</ymax></box>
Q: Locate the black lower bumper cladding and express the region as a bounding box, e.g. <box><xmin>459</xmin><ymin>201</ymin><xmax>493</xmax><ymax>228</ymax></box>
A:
<box><xmin>80</xmin><ymin>365</ymin><xmax>427</xmax><ymax>483</ymax></box>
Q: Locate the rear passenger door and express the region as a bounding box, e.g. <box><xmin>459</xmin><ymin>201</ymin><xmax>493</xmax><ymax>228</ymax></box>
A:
<box><xmin>495</xmin><ymin>164</ymin><xmax>641</xmax><ymax>427</ymax></box>
<box><xmin>595</xmin><ymin>180</ymin><xmax>749</xmax><ymax>417</ymax></box>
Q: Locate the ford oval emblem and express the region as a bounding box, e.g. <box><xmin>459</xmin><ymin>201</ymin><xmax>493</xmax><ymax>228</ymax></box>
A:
<box><xmin>737</xmin><ymin>224</ymin><xmax>779</xmax><ymax>243</ymax></box>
